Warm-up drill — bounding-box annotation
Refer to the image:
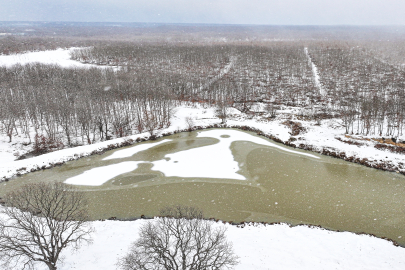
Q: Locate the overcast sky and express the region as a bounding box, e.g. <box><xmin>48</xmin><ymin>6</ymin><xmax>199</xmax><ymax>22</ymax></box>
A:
<box><xmin>1</xmin><ymin>0</ymin><xmax>405</xmax><ymax>25</ymax></box>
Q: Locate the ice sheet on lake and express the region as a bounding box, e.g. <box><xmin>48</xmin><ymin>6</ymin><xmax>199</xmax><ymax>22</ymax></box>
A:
<box><xmin>103</xmin><ymin>139</ymin><xmax>171</xmax><ymax>160</ymax></box>
<box><xmin>65</xmin><ymin>161</ymin><xmax>141</xmax><ymax>186</ymax></box>
<box><xmin>153</xmin><ymin>129</ymin><xmax>318</xmax><ymax>180</ymax></box>
<box><xmin>197</xmin><ymin>129</ymin><xmax>318</xmax><ymax>158</ymax></box>
<box><xmin>64</xmin><ymin>129</ymin><xmax>319</xmax><ymax>186</ymax></box>
<box><xmin>152</xmin><ymin>130</ymin><xmax>246</xmax><ymax>180</ymax></box>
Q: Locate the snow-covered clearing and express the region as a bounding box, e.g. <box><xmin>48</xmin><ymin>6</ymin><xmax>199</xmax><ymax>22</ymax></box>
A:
<box><xmin>0</xmin><ymin>48</ymin><xmax>110</xmax><ymax>69</ymax></box>
<box><xmin>1</xmin><ymin>48</ymin><xmax>405</xmax><ymax>269</ymax></box>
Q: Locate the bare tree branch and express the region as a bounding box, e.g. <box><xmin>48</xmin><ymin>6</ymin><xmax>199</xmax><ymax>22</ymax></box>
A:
<box><xmin>0</xmin><ymin>182</ymin><xmax>94</xmax><ymax>270</ymax></box>
<box><xmin>118</xmin><ymin>205</ymin><xmax>239</xmax><ymax>270</ymax></box>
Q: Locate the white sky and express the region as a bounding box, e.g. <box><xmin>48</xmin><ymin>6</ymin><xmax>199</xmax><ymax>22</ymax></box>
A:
<box><xmin>0</xmin><ymin>0</ymin><xmax>404</xmax><ymax>25</ymax></box>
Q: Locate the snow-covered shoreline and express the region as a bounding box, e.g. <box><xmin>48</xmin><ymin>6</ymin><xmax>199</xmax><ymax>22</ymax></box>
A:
<box><xmin>2</xmin><ymin>104</ymin><xmax>405</xmax><ymax>182</ymax></box>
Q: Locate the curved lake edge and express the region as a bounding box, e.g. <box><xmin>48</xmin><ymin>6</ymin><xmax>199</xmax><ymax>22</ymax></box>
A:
<box><xmin>2</xmin><ymin>125</ymin><xmax>405</xmax><ymax>248</ymax></box>
<box><xmin>2</xmin><ymin>123</ymin><xmax>404</xmax><ymax>183</ymax></box>
<box><xmin>101</xmin><ymin>215</ymin><xmax>403</xmax><ymax>248</ymax></box>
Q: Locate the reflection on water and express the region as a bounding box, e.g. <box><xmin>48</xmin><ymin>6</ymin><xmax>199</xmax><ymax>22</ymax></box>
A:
<box><xmin>1</xmin><ymin>129</ymin><xmax>405</xmax><ymax>246</ymax></box>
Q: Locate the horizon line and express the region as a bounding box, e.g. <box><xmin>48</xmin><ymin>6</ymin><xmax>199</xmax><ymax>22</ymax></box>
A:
<box><xmin>1</xmin><ymin>21</ymin><xmax>405</xmax><ymax>28</ymax></box>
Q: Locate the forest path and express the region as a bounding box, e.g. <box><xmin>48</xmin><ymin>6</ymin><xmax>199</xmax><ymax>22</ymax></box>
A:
<box><xmin>304</xmin><ymin>47</ymin><xmax>326</xmax><ymax>97</ymax></box>
<box><xmin>196</xmin><ymin>55</ymin><xmax>238</xmax><ymax>93</ymax></box>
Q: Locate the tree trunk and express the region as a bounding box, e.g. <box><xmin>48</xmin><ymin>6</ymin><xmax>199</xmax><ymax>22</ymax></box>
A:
<box><xmin>46</xmin><ymin>262</ymin><xmax>57</xmax><ymax>270</ymax></box>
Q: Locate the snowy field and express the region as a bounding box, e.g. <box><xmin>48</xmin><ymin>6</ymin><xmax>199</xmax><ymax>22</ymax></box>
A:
<box><xmin>1</xmin><ymin>48</ymin><xmax>405</xmax><ymax>269</ymax></box>
<box><xmin>8</xmin><ymin>218</ymin><xmax>401</xmax><ymax>270</ymax></box>
<box><xmin>0</xmin><ymin>48</ymin><xmax>106</xmax><ymax>69</ymax></box>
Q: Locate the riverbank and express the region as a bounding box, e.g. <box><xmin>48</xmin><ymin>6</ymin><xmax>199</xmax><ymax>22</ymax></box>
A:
<box><xmin>1</xmin><ymin>104</ymin><xmax>405</xmax><ymax>182</ymax></box>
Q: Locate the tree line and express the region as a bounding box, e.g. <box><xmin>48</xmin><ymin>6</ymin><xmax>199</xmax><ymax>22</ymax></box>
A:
<box><xmin>0</xmin><ymin>64</ymin><xmax>173</xmax><ymax>146</ymax></box>
<box><xmin>1</xmin><ymin>41</ymin><xmax>405</xmax><ymax>149</ymax></box>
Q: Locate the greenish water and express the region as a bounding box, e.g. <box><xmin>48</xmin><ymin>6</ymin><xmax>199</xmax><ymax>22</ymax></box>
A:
<box><xmin>1</xmin><ymin>129</ymin><xmax>405</xmax><ymax>245</ymax></box>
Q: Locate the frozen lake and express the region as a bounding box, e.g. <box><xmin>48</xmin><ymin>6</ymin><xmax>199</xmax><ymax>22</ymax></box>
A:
<box><xmin>2</xmin><ymin>129</ymin><xmax>405</xmax><ymax>246</ymax></box>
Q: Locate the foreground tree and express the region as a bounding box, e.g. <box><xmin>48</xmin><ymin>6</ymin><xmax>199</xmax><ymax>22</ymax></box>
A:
<box><xmin>0</xmin><ymin>182</ymin><xmax>93</xmax><ymax>270</ymax></box>
<box><xmin>118</xmin><ymin>205</ymin><xmax>239</xmax><ymax>270</ymax></box>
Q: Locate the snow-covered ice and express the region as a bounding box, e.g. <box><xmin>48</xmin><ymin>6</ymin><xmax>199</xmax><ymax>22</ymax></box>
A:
<box><xmin>65</xmin><ymin>161</ymin><xmax>143</xmax><ymax>186</ymax></box>
<box><xmin>103</xmin><ymin>139</ymin><xmax>172</xmax><ymax>160</ymax></box>
<box><xmin>64</xmin><ymin>129</ymin><xmax>320</xmax><ymax>186</ymax></box>
<box><xmin>154</xmin><ymin>129</ymin><xmax>318</xmax><ymax>180</ymax></box>
<box><xmin>152</xmin><ymin>129</ymin><xmax>246</xmax><ymax>180</ymax></box>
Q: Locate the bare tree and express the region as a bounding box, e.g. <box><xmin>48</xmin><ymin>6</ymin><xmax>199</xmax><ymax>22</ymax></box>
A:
<box><xmin>118</xmin><ymin>205</ymin><xmax>239</xmax><ymax>270</ymax></box>
<box><xmin>216</xmin><ymin>99</ymin><xmax>231</xmax><ymax>124</ymax></box>
<box><xmin>0</xmin><ymin>182</ymin><xmax>94</xmax><ymax>270</ymax></box>
<box><xmin>143</xmin><ymin>110</ymin><xmax>159</xmax><ymax>138</ymax></box>
<box><xmin>185</xmin><ymin>116</ymin><xmax>195</xmax><ymax>131</ymax></box>
<box><xmin>265</xmin><ymin>103</ymin><xmax>278</xmax><ymax>118</ymax></box>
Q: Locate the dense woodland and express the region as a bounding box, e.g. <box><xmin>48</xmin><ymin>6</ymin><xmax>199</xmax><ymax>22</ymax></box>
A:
<box><xmin>1</xmin><ymin>23</ymin><xmax>405</xmax><ymax>150</ymax></box>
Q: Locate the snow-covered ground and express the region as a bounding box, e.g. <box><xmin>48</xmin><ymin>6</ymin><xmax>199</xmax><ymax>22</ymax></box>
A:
<box><xmin>0</xmin><ymin>48</ymin><xmax>109</xmax><ymax>69</ymax></box>
<box><xmin>1</xmin><ymin>48</ymin><xmax>405</xmax><ymax>269</ymax></box>
<box><xmin>7</xmin><ymin>218</ymin><xmax>405</xmax><ymax>270</ymax></box>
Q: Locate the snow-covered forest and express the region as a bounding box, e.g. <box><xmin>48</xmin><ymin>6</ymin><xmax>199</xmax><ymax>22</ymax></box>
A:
<box><xmin>1</xmin><ymin>23</ymin><xmax>405</xmax><ymax>270</ymax></box>
<box><xmin>1</xmin><ymin>25</ymin><xmax>405</xmax><ymax>169</ymax></box>
<box><xmin>1</xmin><ymin>25</ymin><xmax>404</xmax><ymax>142</ymax></box>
